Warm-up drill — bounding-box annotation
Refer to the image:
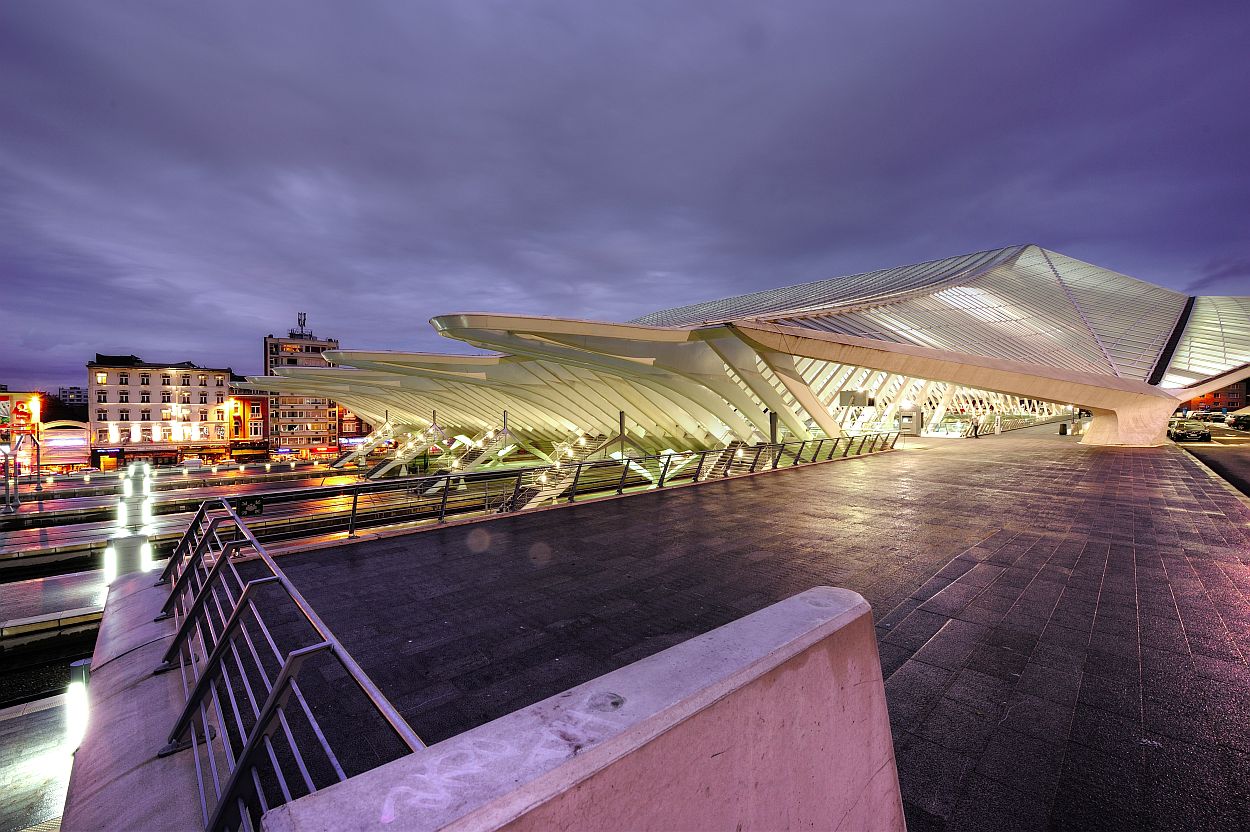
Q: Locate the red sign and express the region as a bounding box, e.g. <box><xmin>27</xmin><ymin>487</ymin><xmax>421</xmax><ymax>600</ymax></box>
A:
<box><xmin>11</xmin><ymin>400</ymin><xmax>32</xmax><ymax>428</ymax></box>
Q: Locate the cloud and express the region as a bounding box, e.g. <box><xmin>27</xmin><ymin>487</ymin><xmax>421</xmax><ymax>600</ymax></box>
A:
<box><xmin>1187</xmin><ymin>256</ymin><xmax>1250</xmax><ymax>294</ymax></box>
<box><xmin>1</xmin><ymin>0</ymin><xmax>1248</xmax><ymax>390</ymax></box>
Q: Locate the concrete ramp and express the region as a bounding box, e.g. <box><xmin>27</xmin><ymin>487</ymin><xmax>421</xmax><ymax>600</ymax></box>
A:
<box><xmin>261</xmin><ymin>586</ymin><xmax>903</xmax><ymax>832</ymax></box>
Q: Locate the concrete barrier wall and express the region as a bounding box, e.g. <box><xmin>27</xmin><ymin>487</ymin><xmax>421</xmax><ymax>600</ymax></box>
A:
<box><xmin>61</xmin><ymin>572</ymin><xmax>202</xmax><ymax>832</ymax></box>
<box><xmin>263</xmin><ymin>586</ymin><xmax>904</xmax><ymax>832</ymax></box>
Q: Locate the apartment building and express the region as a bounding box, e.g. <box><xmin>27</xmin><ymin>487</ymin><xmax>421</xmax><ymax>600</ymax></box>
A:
<box><xmin>87</xmin><ymin>354</ymin><xmax>233</xmax><ymax>467</ymax></box>
<box><xmin>1180</xmin><ymin>379</ymin><xmax>1246</xmax><ymax>414</ymax></box>
<box><xmin>57</xmin><ymin>386</ymin><xmax>88</xmax><ymax>406</ymax></box>
<box><xmin>262</xmin><ymin>325</ymin><xmax>340</xmax><ymax>459</ymax></box>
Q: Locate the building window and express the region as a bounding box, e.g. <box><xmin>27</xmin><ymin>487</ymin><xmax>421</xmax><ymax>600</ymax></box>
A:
<box><xmin>249</xmin><ymin>422</ymin><xmax>263</xmax><ymax>438</ymax></box>
<box><xmin>215</xmin><ymin>409</ymin><xmax>225</xmax><ymax>421</ymax></box>
<box><xmin>199</xmin><ymin>409</ymin><xmax>208</xmax><ymax>421</ymax></box>
<box><xmin>97</xmin><ymin>391</ymin><xmax>108</xmax><ymax>403</ymax></box>
<box><xmin>140</xmin><ymin>391</ymin><xmax>151</xmax><ymax>403</ymax></box>
<box><xmin>119</xmin><ymin>372</ymin><xmax>129</xmax><ymax>385</ymax></box>
<box><xmin>119</xmin><ymin>409</ymin><xmax>130</xmax><ymax>421</ymax></box>
<box><xmin>286</xmin><ymin>358</ymin><xmax>297</xmax><ymax>365</ymax></box>
<box><xmin>161</xmin><ymin>409</ymin><xmax>172</xmax><ymax>420</ymax></box>
<box><xmin>199</xmin><ymin>392</ymin><xmax>208</xmax><ymax>404</ymax></box>
<box><xmin>250</xmin><ymin>404</ymin><xmax>262</xmax><ymax>417</ymax></box>
<box><xmin>215</xmin><ymin>393</ymin><xmax>224</xmax><ymax>404</ymax></box>
<box><xmin>199</xmin><ymin>374</ymin><xmax>207</xmax><ymax>386</ymax></box>
<box><xmin>96</xmin><ymin>409</ymin><xmax>107</xmax><ymax>421</ymax></box>
<box><xmin>97</xmin><ymin>429</ymin><xmax>109</xmax><ymax>443</ymax></box>
<box><xmin>162</xmin><ymin>373</ymin><xmax>171</xmax><ymax>385</ymax></box>
<box><xmin>181</xmin><ymin>374</ymin><xmax>191</xmax><ymax>386</ymax></box>
<box><xmin>141</xmin><ymin>410</ymin><xmax>151</xmax><ymax>421</ymax></box>
<box><xmin>140</xmin><ymin>373</ymin><xmax>150</xmax><ymax>385</ymax></box>
<box><xmin>119</xmin><ymin>390</ymin><xmax>129</xmax><ymax>403</ymax></box>
<box><xmin>180</xmin><ymin>392</ymin><xmax>191</xmax><ymax>404</ymax></box>
<box><xmin>95</xmin><ymin>371</ymin><xmax>107</xmax><ymax>384</ymax></box>
<box><xmin>161</xmin><ymin>391</ymin><xmax>172</xmax><ymax>403</ymax></box>
<box><xmin>215</xmin><ymin>376</ymin><xmax>224</xmax><ymax>386</ymax></box>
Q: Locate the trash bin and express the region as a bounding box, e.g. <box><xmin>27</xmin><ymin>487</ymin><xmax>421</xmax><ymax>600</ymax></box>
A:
<box><xmin>1059</xmin><ymin>423</ymin><xmax>1068</xmax><ymax>435</ymax></box>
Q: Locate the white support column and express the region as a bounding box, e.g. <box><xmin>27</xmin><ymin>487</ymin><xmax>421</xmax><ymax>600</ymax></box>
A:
<box><xmin>929</xmin><ymin>384</ymin><xmax>957</xmax><ymax>431</ymax></box>
<box><xmin>754</xmin><ymin>348</ymin><xmax>845</xmax><ymax>438</ymax></box>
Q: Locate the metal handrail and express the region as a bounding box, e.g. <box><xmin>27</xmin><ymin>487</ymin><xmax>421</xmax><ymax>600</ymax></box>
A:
<box><xmin>153</xmin><ymin>431</ymin><xmax>898</xmax><ymax>828</ymax></box>
<box><xmin>158</xmin><ymin>498</ymin><xmax>423</xmax><ymax>830</ymax></box>
<box><xmin>151</xmin><ymin>433</ymin><xmax>903</xmax><ymax>553</ymax></box>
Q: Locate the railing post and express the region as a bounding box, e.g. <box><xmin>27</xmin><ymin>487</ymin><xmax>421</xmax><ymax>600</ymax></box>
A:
<box><xmin>437</xmin><ymin>477</ymin><xmax>451</xmax><ymax>523</ymax></box>
<box><xmin>843</xmin><ymin>437</ymin><xmax>854</xmax><ymax>457</ymax></box>
<box><xmin>567</xmin><ymin>462</ymin><xmax>583</xmax><ymax>502</ymax></box>
<box><xmin>891</xmin><ymin>431</ymin><xmax>900</xmax><ymax>449</ymax></box>
<box><xmin>657</xmin><ymin>454</ymin><xmax>673</xmax><ymax>487</ymax></box>
<box><xmin>827</xmin><ymin>438</ymin><xmax>841</xmax><ymax>460</ymax></box>
<box><xmin>509</xmin><ymin>473</ymin><xmax>523</xmax><ymax>511</ymax></box>
<box><xmin>812</xmin><ymin>439</ymin><xmax>825</xmax><ymax>463</ymax></box>
<box><xmin>791</xmin><ymin>441</ymin><xmax>806</xmax><ymax>466</ymax></box>
<box><xmin>616</xmin><ymin>457</ymin><xmax>630</xmax><ymax>494</ymax></box>
<box><xmin>691</xmin><ymin>450</ymin><xmax>706</xmax><ymax>482</ymax></box>
<box><xmin>749</xmin><ymin>445</ymin><xmax>764</xmax><ymax>473</ymax></box>
<box><xmin>347</xmin><ymin>489</ymin><xmax>359</xmax><ymax>538</ymax></box>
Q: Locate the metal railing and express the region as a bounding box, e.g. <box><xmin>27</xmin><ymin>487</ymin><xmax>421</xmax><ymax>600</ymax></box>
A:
<box><xmin>150</xmin><ymin>431</ymin><xmax>897</xmax><ymax>828</ymax></box>
<box><xmin>960</xmin><ymin>412</ymin><xmax>1072</xmax><ymax>437</ymax></box>
<box><xmin>354</xmin><ymin>431</ymin><xmax>900</xmax><ymax>529</ymax></box>
<box><xmin>156</xmin><ymin>499</ymin><xmax>423</xmax><ymax>831</ymax></box>
<box><xmin>144</xmin><ymin>432</ymin><xmax>901</xmax><ymax>549</ymax></box>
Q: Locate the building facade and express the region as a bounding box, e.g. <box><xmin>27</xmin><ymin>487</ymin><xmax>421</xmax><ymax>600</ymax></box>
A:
<box><xmin>338</xmin><ymin>406</ymin><xmax>371</xmax><ymax>440</ymax></box>
<box><xmin>225</xmin><ymin>379</ymin><xmax>271</xmax><ymax>460</ymax></box>
<box><xmin>263</xmin><ymin>328</ymin><xmax>340</xmax><ymax>458</ymax></box>
<box><xmin>1179</xmin><ymin>380</ymin><xmax>1246</xmax><ymax>414</ymax></box>
<box><xmin>57</xmin><ymin>386</ymin><xmax>88</xmax><ymax>406</ymax></box>
<box><xmin>87</xmin><ymin>355</ymin><xmax>234</xmax><ymax>468</ymax></box>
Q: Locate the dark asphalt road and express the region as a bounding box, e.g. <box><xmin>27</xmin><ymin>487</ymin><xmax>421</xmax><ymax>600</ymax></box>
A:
<box><xmin>1176</xmin><ymin>421</ymin><xmax>1250</xmax><ymax>497</ymax></box>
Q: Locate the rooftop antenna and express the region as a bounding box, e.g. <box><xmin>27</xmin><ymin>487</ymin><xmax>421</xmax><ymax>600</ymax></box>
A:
<box><xmin>296</xmin><ymin>312</ymin><xmax>307</xmax><ymax>336</ymax></box>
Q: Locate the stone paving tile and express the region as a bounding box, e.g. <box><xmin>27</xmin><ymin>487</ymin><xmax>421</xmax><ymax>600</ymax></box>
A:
<box><xmin>276</xmin><ymin>429</ymin><xmax>1250</xmax><ymax>831</ymax></box>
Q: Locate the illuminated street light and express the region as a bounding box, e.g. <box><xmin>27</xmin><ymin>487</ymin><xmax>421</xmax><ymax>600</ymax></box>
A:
<box><xmin>65</xmin><ymin>659</ymin><xmax>90</xmax><ymax>752</ymax></box>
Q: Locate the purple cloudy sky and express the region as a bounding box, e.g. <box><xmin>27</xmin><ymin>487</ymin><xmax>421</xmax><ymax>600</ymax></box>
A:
<box><xmin>2</xmin><ymin>1</ymin><xmax>1248</xmax><ymax>390</ymax></box>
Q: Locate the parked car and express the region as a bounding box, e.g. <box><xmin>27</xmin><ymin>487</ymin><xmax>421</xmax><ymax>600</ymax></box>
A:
<box><xmin>1191</xmin><ymin>411</ymin><xmax>1213</xmax><ymax>421</ymax></box>
<box><xmin>1168</xmin><ymin>420</ymin><xmax>1211</xmax><ymax>442</ymax></box>
<box><xmin>1227</xmin><ymin>414</ymin><xmax>1250</xmax><ymax>430</ymax></box>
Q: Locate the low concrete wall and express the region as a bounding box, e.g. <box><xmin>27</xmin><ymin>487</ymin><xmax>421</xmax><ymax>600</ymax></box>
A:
<box><xmin>263</xmin><ymin>586</ymin><xmax>903</xmax><ymax>832</ymax></box>
<box><xmin>60</xmin><ymin>572</ymin><xmax>201</xmax><ymax>832</ymax></box>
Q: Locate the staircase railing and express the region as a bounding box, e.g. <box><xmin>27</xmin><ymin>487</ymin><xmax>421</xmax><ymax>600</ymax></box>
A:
<box><xmin>155</xmin><ymin>498</ymin><xmax>423</xmax><ymax>831</ymax></box>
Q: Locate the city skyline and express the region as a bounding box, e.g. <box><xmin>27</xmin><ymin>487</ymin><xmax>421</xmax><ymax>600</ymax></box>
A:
<box><xmin>3</xmin><ymin>1</ymin><xmax>1250</xmax><ymax>390</ymax></box>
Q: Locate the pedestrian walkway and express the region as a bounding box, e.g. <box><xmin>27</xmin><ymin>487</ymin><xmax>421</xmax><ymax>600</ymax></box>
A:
<box><xmin>271</xmin><ymin>427</ymin><xmax>1250</xmax><ymax>831</ymax></box>
<box><xmin>0</xmin><ymin>695</ymin><xmax>68</xmax><ymax>832</ymax></box>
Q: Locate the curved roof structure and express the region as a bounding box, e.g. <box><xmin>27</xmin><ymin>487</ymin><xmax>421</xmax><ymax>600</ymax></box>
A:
<box><xmin>249</xmin><ymin>245</ymin><xmax>1250</xmax><ymax>448</ymax></box>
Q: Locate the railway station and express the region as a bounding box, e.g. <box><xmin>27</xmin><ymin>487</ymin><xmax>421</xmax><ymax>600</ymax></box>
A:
<box><xmin>3</xmin><ymin>246</ymin><xmax>1249</xmax><ymax>832</ymax></box>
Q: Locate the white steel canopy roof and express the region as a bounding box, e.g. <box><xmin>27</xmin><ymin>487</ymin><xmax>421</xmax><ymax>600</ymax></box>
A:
<box><xmin>249</xmin><ymin>245</ymin><xmax>1249</xmax><ymax>448</ymax></box>
<box><xmin>639</xmin><ymin>245</ymin><xmax>1190</xmax><ymax>383</ymax></box>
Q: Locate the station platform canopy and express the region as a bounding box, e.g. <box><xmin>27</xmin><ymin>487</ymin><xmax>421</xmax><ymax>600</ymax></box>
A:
<box><xmin>249</xmin><ymin>245</ymin><xmax>1250</xmax><ymax>448</ymax></box>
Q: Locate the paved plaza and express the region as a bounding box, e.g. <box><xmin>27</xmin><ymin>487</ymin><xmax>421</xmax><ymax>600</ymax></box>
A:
<box><xmin>276</xmin><ymin>428</ymin><xmax>1250</xmax><ymax>831</ymax></box>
